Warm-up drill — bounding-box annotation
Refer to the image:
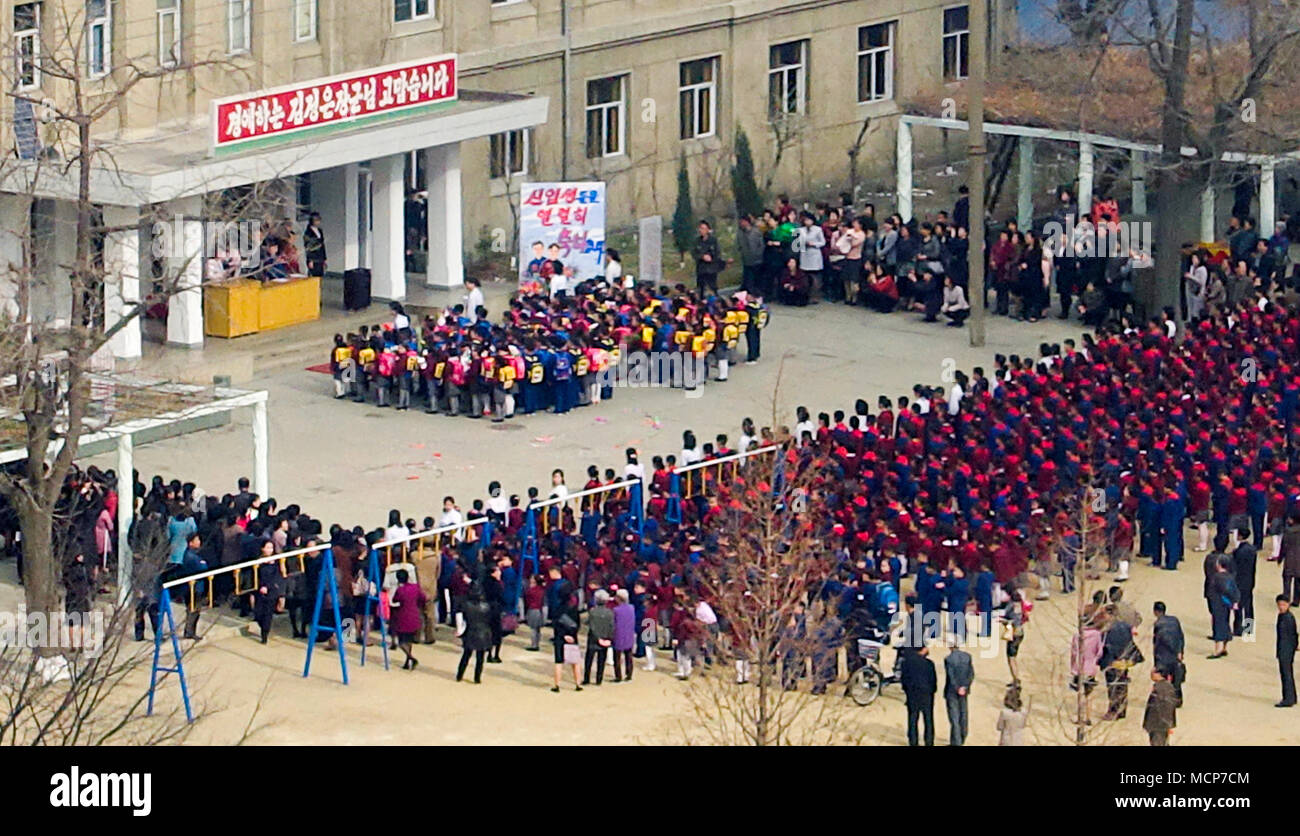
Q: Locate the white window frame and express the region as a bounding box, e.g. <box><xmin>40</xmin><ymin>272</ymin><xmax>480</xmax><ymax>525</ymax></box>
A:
<box><xmin>393</xmin><ymin>0</ymin><xmax>433</xmax><ymax>23</ymax></box>
<box><xmin>87</xmin><ymin>0</ymin><xmax>110</xmax><ymax>78</ymax></box>
<box><xmin>227</xmin><ymin>0</ymin><xmax>250</xmax><ymax>55</ymax></box>
<box><xmin>856</xmin><ymin>22</ymin><xmax>894</xmax><ymax>103</ymax></box>
<box><xmin>943</xmin><ymin>4</ymin><xmax>970</xmax><ymax>81</ymax></box>
<box><xmin>768</xmin><ymin>40</ymin><xmax>806</xmax><ymax>117</ymax></box>
<box><xmin>490</xmin><ymin>129</ymin><xmax>528</xmax><ymax>180</ymax></box>
<box><xmin>14</xmin><ymin>3</ymin><xmax>40</xmax><ymax>91</ymax></box>
<box><xmin>679</xmin><ymin>56</ymin><xmax>718</xmax><ymax>141</ymax></box>
<box><xmin>585</xmin><ymin>74</ymin><xmax>626</xmax><ymax>159</ymax></box>
<box><xmin>293</xmin><ymin>0</ymin><xmax>316</xmax><ymax>42</ymax></box>
<box><xmin>157</xmin><ymin>0</ymin><xmax>181</xmax><ymax>68</ymax></box>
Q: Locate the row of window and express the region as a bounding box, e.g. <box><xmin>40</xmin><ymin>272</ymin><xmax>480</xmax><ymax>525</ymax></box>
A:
<box><xmin>15</xmin><ymin>0</ymin><xmax>459</xmax><ymax>87</ymax></box>
<box><xmin>488</xmin><ymin>6</ymin><xmax>972</xmax><ymax>178</ymax></box>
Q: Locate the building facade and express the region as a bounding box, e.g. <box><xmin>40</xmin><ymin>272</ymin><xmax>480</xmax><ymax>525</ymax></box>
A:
<box><xmin>1</xmin><ymin>0</ymin><xmax>1014</xmax><ymax>352</ymax></box>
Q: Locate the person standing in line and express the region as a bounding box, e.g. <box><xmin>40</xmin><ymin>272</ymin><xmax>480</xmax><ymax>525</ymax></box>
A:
<box><xmin>1277</xmin><ymin>595</ymin><xmax>1297</xmax><ymax>708</ymax></box>
<box><xmin>901</xmin><ymin>645</ymin><xmax>937</xmax><ymax>746</ymax></box>
<box><xmin>389</xmin><ymin>568</ymin><xmax>427</xmax><ymax>670</ymax></box>
<box><xmin>612</xmin><ymin>588</ymin><xmax>637</xmax><ymax>682</ymax></box>
<box><xmin>455</xmin><ymin>584</ymin><xmax>492</xmax><ymax>684</ymax></box>
<box><xmin>1233</xmin><ymin>526</ymin><xmax>1258</xmax><ymax>636</ymax></box>
<box><xmin>692</xmin><ymin>220</ymin><xmax>723</xmax><ymax>296</ymax></box>
<box><xmin>1279</xmin><ymin>512</ymin><xmax>1300</xmax><ymax>606</ymax></box>
<box><xmin>463</xmin><ymin>277</ymin><xmax>485</xmax><ymax>324</ymax></box>
<box><xmin>551</xmin><ymin>587</ymin><xmax>583</xmax><ymax>693</ymax></box>
<box><xmin>523</xmin><ymin>574</ymin><xmax>546</xmax><ymax>652</ymax></box>
<box><xmin>1142</xmin><ymin>668</ymin><xmax>1178</xmax><ymax>746</ymax></box>
<box><xmin>943</xmin><ymin>638</ymin><xmax>974</xmax><ymax>746</ymax></box>
<box><xmin>737</xmin><ymin>216</ymin><xmax>764</xmax><ymax>294</ymax></box>
<box><xmin>303</xmin><ymin>212</ymin><xmax>326</xmax><ymax>277</ymax></box>
<box><xmin>583</xmin><ymin>589</ymin><xmax>615</xmax><ymax>685</ymax></box>
<box><xmin>797</xmin><ymin>211</ymin><xmax>827</xmax><ymax>301</ymax></box>
<box><xmin>1207</xmin><ymin>559</ymin><xmax>1240</xmax><ymax>659</ymax></box>
<box><xmin>1151</xmin><ymin>601</ymin><xmax>1185</xmax><ymax>705</ymax></box>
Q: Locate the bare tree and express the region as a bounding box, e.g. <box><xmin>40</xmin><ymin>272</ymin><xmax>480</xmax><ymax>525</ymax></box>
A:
<box><xmin>0</xmin><ymin>4</ymin><xmax>280</xmax><ymax>663</ymax></box>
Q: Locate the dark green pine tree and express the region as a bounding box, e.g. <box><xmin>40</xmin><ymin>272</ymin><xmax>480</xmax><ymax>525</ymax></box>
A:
<box><xmin>730</xmin><ymin>126</ymin><xmax>763</xmax><ymax>220</ymax></box>
<box><xmin>671</xmin><ymin>157</ymin><xmax>695</xmax><ymax>259</ymax></box>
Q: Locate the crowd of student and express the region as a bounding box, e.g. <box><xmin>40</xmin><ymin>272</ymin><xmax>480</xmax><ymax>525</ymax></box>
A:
<box><xmin>325</xmin><ymin>275</ymin><xmax>770</xmax><ymax>419</ymax></box>
<box><xmin>346</xmin><ymin>289</ymin><xmax>1300</xmax><ymax>737</ymax></box>
<box><xmin>15</xmin><ymin>235</ymin><xmax>1300</xmax><ymax>741</ymax></box>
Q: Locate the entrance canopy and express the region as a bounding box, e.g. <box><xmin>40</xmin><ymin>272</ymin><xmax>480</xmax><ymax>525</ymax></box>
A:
<box><xmin>2</xmin><ymin>89</ymin><xmax>547</xmax><ymax>207</ymax></box>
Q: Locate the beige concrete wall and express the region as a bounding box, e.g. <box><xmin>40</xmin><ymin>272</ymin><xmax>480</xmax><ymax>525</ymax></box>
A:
<box><xmin>4</xmin><ymin>0</ymin><xmax>999</xmax><ymax>250</ymax></box>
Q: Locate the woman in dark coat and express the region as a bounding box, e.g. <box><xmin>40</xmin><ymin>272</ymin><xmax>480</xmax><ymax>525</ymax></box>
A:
<box><xmin>1208</xmin><ymin>561</ymin><xmax>1240</xmax><ymax>658</ymax></box>
<box><xmin>483</xmin><ymin>561</ymin><xmax>506</xmax><ymax>663</ymax></box>
<box><xmin>551</xmin><ymin>590</ymin><xmax>582</xmax><ymax>692</ymax></box>
<box><xmin>1017</xmin><ymin>231</ymin><xmax>1046</xmax><ymax>322</ymax></box>
<box><xmin>456</xmin><ymin>584</ymin><xmax>492</xmax><ymax>683</ymax></box>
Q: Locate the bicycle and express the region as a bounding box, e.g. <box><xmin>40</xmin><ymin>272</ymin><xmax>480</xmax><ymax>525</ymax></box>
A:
<box><xmin>845</xmin><ymin>635</ymin><xmax>901</xmax><ymax>706</ymax></box>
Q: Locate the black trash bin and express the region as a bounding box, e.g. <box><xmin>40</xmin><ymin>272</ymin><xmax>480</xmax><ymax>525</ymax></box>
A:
<box><xmin>343</xmin><ymin>268</ymin><xmax>371</xmax><ymax>311</ymax></box>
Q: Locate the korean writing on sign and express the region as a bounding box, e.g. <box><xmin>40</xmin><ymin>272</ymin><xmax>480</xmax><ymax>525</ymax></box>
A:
<box><xmin>213</xmin><ymin>55</ymin><xmax>457</xmax><ymax>148</ymax></box>
<box><xmin>517</xmin><ymin>182</ymin><xmax>607</xmax><ymax>288</ymax></box>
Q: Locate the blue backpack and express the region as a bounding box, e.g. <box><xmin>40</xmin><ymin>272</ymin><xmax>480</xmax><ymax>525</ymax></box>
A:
<box><xmin>553</xmin><ymin>351</ymin><xmax>572</xmax><ymax>381</ymax></box>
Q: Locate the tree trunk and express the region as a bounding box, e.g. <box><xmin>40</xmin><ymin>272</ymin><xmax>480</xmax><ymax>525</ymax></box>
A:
<box><xmin>1150</xmin><ymin>0</ymin><xmax>1195</xmax><ymax>325</ymax></box>
<box><xmin>16</xmin><ymin>497</ymin><xmax>63</xmax><ymax>645</ymax></box>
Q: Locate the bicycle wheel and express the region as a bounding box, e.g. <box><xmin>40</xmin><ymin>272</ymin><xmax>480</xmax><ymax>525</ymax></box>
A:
<box><xmin>847</xmin><ymin>666</ymin><xmax>883</xmax><ymax>706</ymax></box>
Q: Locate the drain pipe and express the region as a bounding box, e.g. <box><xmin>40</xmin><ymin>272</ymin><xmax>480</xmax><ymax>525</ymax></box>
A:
<box><xmin>561</xmin><ymin>0</ymin><xmax>571</xmax><ymax>180</ymax></box>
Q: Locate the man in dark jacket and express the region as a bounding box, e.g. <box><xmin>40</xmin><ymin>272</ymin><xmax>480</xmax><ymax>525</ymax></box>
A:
<box><xmin>943</xmin><ymin>640</ymin><xmax>974</xmax><ymax>745</ymax></box>
<box><xmin>1233</xmin><ymin>528</ymin><xmax>1258</xmax><ymax>636</ymax></box>
<box><xmin>583</xmin><ymin>589</ymin><xmax>615</xmax><ymax>685</ymax></box>
<box><xmin>1279</xmin><ymin>516</ymin><xmax>1300</xmax><ymax>605</ymax></box>
<box><xmin>1151</xmin><ymin>601</ymin><xmax>1185</xmax><ymax>704</ymax></box>
<box><xmin>901</xmin><ymin>645</ymin><xmax>937</xmax><ymax>746</ymax></box>
<box><xmin>1277</xmin><ymin>595</ymin><xmax>1297</xmax><ymax>707</ymax></box>
<box><xmin>692</xmin><ymin>220</ymin><xmax>723</xmax><ymax>296</ymax></box>
<box><xmin>737</xmin><ymin>216</ymin><xmax>764</xmax><ymax>294</ymax></box>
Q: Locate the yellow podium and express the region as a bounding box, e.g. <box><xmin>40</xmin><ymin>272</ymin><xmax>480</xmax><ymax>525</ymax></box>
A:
<box><xmin>204</xmin><ymin>276</ymin><xmax>320</xmax><ymax>338</ymax></box>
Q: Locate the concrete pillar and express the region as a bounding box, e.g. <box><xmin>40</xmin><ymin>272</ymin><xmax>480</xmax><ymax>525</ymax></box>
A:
<box><xmin>1131</xmin><ymin>150</ymin><xmax>1147</xmax><ymax>216</ymax></box>
<box><xmin>1077</xmin><ymin>139</ymin><xmax>1094</xmax><ymax>216</ymax></box>
<box><xmin>424</xmin><ymin>142</ymin><xmax>464</xmax><ymax>289</ymax></box>
<box><xmin>252</xmin><ymin>397</ymin><xmax>269</xmax><ymax>500</ymax></box>
<box><xmin>1260</xmin><ymin>159</ymin><xmax>1277</xmax><ymax>236</ymax></box>
<box><xmin>896</xmin><ymin>120</ymin><xmax>913</xmax><ymax>223</ymax></box>
<box><xmin>115</xmin><ymin>432</ymin><xmax>134</xmax><ymax>606</ymax></box>
<box><xmin>1201</xmin><ymin>185</ymin><xmax>1216</xmax><ymax>243</ymax></box>
<box><xmin>371</xmin><ymin>153</ymin><xmax>406</xmax><ymax>300</ymax></box>
<box><xmin>167</xmin><ymin>218</ymin><xmax>204</xmax><ymax>348</ymax></box>
<box><xmin>1017</xmin><ymin>137</ymin><xmax>1035</xmax><ymax>227</ymax></box>
<box><xmin>102</xmin><ymin>205</ymin><xmax>142</xmax><ymax>360</ymax></box>
<box><xmin>343</xmin><ymin>163</ymin><xmax>360</xmax><ymax>271</ymax></box>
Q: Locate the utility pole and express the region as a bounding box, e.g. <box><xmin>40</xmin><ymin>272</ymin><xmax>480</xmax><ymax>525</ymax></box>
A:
<box><xmin>967</xmin><ymin>0</ymin><xmax>987</xmax><ymax>348</ymax></box>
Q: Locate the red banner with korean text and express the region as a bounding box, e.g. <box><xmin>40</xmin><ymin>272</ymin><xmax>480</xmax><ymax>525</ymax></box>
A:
<box><xmin>211</xmin><ymin>55</ymin><xmax>457</xmax><ymax>149</ymax></box>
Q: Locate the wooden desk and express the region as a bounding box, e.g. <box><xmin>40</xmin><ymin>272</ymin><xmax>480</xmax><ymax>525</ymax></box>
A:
<box><xmin>204</xmin><ymin>276</ymin><xmax>320</xmax><ymax>338</ymax></box>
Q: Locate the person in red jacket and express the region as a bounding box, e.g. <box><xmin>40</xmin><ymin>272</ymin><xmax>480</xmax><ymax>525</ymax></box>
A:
<box><xmin>389</xmin><ymin>568</ymin><xmax>428</xmax><ymax>671</ymax></box>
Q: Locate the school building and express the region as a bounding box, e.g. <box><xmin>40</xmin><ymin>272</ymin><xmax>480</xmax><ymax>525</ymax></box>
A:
<box><xmin>0</xmin><ymin>0</ymin><xmax>1017</xmax><ymax>356</ymax></box>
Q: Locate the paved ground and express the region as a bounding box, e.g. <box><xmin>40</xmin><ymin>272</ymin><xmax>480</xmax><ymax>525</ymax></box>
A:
<box><xmin>12</xmin><ymin>299</ymin><xmax>1294</xmax><ymax>745</ymax></box>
